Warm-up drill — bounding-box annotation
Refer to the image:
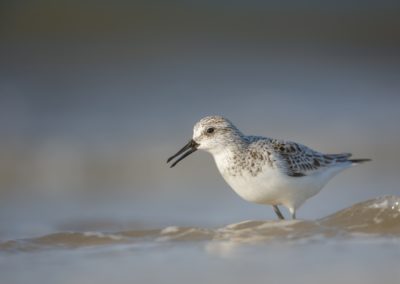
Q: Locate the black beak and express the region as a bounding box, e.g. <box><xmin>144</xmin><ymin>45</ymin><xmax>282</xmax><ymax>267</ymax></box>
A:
<box><xmin>167</xmin><ymin>139</ymin><xmax>199</xmax><ymax>168</ymax></box>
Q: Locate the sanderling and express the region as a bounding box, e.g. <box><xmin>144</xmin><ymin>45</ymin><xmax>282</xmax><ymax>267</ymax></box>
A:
<box><xmin>167</xmin><ymin>115</ymin><xmax>370</xmax><ymax>220</ymax></box>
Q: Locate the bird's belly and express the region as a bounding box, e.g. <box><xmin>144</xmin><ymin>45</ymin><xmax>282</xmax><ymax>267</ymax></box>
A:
<box><xmin>222</xmin><ymin>171</ymin><xmax>286</xmax><ymax>204</ymax></box>
<box><xmin>221</xmin><ymin>169</ymin><xmax>326</xmax><ymax>207</ymax></box>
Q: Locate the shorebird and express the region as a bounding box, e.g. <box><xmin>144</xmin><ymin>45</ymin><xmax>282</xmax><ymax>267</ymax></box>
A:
<box><xmin>167</xmin><ymin>116</ymin><xmax>370</xmax><ymax>220</ymax></box>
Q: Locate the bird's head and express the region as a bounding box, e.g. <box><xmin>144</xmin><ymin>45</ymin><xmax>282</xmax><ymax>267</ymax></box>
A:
<box><xmin>167</xmin><ymin>115</ymin><xmax>243</xmax><ymax>167</ymax></box>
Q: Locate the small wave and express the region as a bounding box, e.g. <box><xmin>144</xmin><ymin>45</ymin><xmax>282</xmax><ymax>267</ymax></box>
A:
<box><xmin>1</xmin><ymin>195</ymin><xmax>399</xmax><ymax>252</ymax></box>
<box><xmin>319</xmin><ymin>195</ymin><xmax>400</xmax><ymax>234</ymax></box>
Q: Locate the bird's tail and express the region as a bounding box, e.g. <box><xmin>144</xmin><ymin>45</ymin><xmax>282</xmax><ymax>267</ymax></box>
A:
<box><xmin>325</xmin><ymin>153</ymin><xmax>371</xmax><ymax>165</ymax></box>
<box><xmin>349</xmin><ymin>158</ymin><xmax>371</xmax><ymax>165</ymax></box>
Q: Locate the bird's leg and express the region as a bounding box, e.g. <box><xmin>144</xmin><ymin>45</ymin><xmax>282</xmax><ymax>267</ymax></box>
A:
<box><xmin>272</xmin><ymin>205</ymin><xmax>285</xmax><ymax>220</ymax></box>
<box><xmin>289</xmin><ymin>208</ymin><xmax>296</xmax><ymax>220</ymax></box>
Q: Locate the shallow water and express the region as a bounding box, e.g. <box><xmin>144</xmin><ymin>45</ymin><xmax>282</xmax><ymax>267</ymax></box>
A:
<box><xmin>1</xmin><ymin>196</ymin><xmax>400</xmax><ymax>284</ymax></box>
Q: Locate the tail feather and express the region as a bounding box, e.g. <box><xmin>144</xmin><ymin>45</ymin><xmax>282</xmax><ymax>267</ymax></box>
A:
<box><xmin>326</xmin><ymin>153</ymin><xmax>371</xmax><ymax>165</ymax></box>
<box><xmin>349</xmin><ymin>158</ymin><xmax>371</xmax><ymax>164</ymax></box>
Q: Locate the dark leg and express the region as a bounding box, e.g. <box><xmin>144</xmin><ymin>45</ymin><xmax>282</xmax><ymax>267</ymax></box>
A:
<box><xmin>273</xmin><ymin>205</ymin><xmax>285</xmax><ymax>220</ymax></box>
<box><xmin>289</xmin><ymin>208</ymin><xmax>296</xmax><ymax>220</ymax></box>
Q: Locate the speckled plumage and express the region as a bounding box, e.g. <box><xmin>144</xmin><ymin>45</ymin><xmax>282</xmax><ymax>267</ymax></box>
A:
<box><xmin>168</xmin><ymin>115</ymin><xmax>370</xmax><ymax>219</ymax></box>
<box><xmin>230</xmin><ymin>136</ymin><xmax>353</xmax><ymax>178</ymax></box>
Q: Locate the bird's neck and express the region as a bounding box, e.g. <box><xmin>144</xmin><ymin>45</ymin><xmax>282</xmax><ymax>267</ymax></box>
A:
<box><xmin>209</xmin><ymin>138</ymin><xmax>248</xmax><ymax>175</ymax></box>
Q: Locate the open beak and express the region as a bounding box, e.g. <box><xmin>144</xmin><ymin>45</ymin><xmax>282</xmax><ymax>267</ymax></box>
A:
<box><xmin>167</xmin><ymin>139</ymin><xmax>199</xmax><ymax>168</ymax></box>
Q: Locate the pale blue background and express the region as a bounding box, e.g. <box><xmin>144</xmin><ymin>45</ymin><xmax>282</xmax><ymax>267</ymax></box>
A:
<box><xmin>0</xmin><ymin>0</ymin><xmax>399</xmax><ymax>238</ymax></box>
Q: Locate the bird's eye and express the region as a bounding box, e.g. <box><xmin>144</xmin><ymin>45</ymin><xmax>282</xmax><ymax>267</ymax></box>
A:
<box><xmin>206</xmin><ymin>127</ymin><xmax>215</xmax><ymax>134</ymax></box>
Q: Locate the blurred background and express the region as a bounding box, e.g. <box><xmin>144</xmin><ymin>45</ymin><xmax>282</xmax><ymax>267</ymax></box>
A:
<box><xmin>1</xmin><ymin>0</ymin><xmax>400</xmax><ymax>239</ymax></box>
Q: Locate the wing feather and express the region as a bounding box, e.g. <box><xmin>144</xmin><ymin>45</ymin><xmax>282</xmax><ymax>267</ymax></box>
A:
<box><xmin>248</xmin><ymin>137</ymin><xmax>351</xmax><ymax>177</ymax></box>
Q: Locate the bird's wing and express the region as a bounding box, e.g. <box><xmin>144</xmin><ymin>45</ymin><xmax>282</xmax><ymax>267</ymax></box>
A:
<box><xmin>252</xmin><ymin>138</ymin><xmax>351</xmax><ymax>177</ymax></box>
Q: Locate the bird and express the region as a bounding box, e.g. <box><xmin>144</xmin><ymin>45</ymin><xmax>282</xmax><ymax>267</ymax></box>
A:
<box><xmin>167</xmin><ymin>115</ymin><xmax>370</xmax><ymax>220</ymax></box>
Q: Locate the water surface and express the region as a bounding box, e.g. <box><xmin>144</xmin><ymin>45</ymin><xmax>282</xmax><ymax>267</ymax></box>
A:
<box><xmin>1</xmin><ymin>196</ymin><xmax>399</xmax><ymax>284</ymax></box>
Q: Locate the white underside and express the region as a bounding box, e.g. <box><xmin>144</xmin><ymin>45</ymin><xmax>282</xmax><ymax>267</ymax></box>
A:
<box><xmin>212</xmin><ymin>152</ymin><xmax>351</xmax><ymax>214</ymax></box>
